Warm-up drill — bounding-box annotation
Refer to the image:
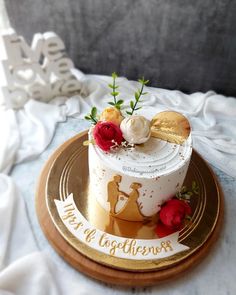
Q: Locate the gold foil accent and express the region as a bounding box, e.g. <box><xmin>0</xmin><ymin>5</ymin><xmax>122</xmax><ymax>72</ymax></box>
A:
<box><xmin>107</xmin><ymin>175</ymin><xmax>145</xmax><ymax>222</ymax></box>
<box><xmin>83</xmin><ymin>139</ymin><xmax>95</xmax><ymax>146</ymax></box>
<box><xmin>151</xmin><ymin>111</ymin><xmax>191</xmax><ymax>144</ymax></box>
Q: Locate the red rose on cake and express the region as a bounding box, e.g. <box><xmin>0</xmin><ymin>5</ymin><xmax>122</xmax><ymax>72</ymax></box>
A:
<box><xmin>160</xmin><ymin>199</ymin><xmax>191</xmax><ymax>228</ymax></box>
<box><xmin>93</xmin><ymin>121</ymin><xmax>123</xmax><ymax>151</ymax></box>
<box><xmin>156</xmin><ymin>199</ymin><xmax>192</xmax><ymax>238</ymax></box>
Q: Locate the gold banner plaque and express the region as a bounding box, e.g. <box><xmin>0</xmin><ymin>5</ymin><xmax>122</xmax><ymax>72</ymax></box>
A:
<box><xmin>54</xmin><ymin>193</ymin><xmax>189</xmax><ymax>260</ymax></box>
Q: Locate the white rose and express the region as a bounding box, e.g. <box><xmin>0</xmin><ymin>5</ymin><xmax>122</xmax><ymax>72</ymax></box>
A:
<box><xmin>120</xmin><ymin>115</ymin><xmax>151</xmax><ymax>144</ymax></box>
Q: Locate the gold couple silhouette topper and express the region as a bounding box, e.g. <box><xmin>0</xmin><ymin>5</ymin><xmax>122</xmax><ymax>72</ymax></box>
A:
<box><xmin>107</xmin><ymin>175</ymin><xmax>145</xmax><ymax>222</ymax></box>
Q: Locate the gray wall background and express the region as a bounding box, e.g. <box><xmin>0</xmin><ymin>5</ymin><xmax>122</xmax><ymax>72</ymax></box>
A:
<box><xmin>4</xmin><ymin>0</ymin><xmax>236</xmax><ymax>96</ymax></box>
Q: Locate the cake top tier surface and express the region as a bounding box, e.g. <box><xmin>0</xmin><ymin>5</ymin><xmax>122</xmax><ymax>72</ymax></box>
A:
<box><xmin>89</xmin><ymin>128</ymin><xmax>192</xmax><ymax>179</ymax></box>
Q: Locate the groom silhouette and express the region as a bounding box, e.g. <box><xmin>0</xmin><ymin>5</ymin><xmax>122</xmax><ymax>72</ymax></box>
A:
<box><xmin>107</xmin><ymin>175</ymin><xmax>121</xmax><ymax>214</ymax></box>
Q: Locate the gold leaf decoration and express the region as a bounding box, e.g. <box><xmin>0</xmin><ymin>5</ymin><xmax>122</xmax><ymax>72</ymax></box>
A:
<box><xmin>151</xmin><ymin>111</ymin><xmax>191</xmax><ymax>144</ymax></box>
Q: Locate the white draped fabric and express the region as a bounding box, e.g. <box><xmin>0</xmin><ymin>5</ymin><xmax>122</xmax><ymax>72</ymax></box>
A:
<box><xmin>0</xmin><ymin>69</ymin><xmax>236</xmax><ymax>294</ymax></box>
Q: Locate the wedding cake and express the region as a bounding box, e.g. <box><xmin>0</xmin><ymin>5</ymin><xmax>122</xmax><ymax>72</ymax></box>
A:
<box><xmin>85</xmin><ymin>74</ymin><xmax>192</xmax><ymax>223</ymax></box>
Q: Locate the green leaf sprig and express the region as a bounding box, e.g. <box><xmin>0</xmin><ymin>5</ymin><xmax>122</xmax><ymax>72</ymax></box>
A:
<box><xmin>126</xmin><ymin>77</ymin><xmax>149</xmax><ymax>115</ymax></box>
<box><xmin>176</xmin><ymin>181</ymin><xmax>199</xmax><ymax>202</ymax></box>
<box><xmin>84</xmin><ymin>107</ymin><xmax>98</xmax><ymax>125</ymax></box>
<box><xmin>108</xmin><ymin>72</ymin><xmax>124</xmax><ymax>110</ymax></box>
<box><xmin>175</xmin><ymin>181</ymin><xmax>199</xmax><ymax>221</ymax></box>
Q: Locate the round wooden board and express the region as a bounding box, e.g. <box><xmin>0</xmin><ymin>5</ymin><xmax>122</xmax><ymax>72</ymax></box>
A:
<box><xmin>35</xmin><ymin>132</ymin><xmax>224</xmax><ymax>287</ymax></box>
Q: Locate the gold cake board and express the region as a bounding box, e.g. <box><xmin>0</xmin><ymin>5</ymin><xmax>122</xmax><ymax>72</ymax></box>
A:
<box><xmin>35</xmin><ymin>131</ymin><xmax>224</xmax><ymax>286</ymax></box>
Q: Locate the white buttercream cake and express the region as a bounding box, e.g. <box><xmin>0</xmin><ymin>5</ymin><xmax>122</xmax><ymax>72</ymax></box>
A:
<box><xmin>88</xmin><ymin>129</ymin><xmax>192</xmax><ymax>222</ymax></box>
<box><xmin>85</xmin><ymin>74</ymin><xmax>192</xmax><ymax>223</ymax></box>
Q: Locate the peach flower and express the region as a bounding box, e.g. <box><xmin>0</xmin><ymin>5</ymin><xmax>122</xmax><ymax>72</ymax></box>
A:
<box><xmin>100</xmin><ymin>107</ymin><xmax>123</xmax><ymax>126</ymax></box>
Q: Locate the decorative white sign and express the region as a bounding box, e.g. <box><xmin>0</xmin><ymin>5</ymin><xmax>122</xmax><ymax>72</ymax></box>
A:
<box><xmin>54</xmin><ymin>194</ymin><xmax>189</xmax><ymax>260</ymax></box>
<box><xmin>0</xmin><ymin>28</ymin><xmax>82</xmax><ymax>109</ymax></box>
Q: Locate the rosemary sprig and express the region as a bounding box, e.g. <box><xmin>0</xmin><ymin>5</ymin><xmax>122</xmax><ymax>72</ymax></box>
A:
<box><xmin>84</xmin><ymin>107</ymin><xmax>98</xmax><ymax>125</ymax></box>
<box><xmin>126</xmin><ymin>77</ymin><xmax>149</xmax><ymax>115</ymax></box>
<box><xmin>108</xmin><ymin>72</ymin><xmax>124</xmax><ymax>110</ymax></box>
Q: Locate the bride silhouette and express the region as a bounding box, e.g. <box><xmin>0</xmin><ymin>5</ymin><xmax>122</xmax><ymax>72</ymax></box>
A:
<box><xmin>107</xmin><ymin>175</ymin><xmax>144</xmax><ymax>222</ymax></box>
